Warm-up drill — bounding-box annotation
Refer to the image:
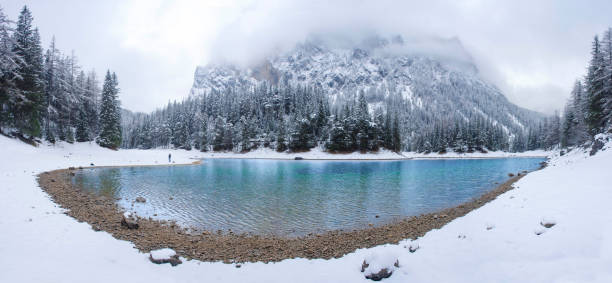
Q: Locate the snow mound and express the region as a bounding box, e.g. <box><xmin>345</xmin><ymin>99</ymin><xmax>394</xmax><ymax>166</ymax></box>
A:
<box><xmin>361</xmin><ymin>250</ymin><xmax>401</xmax><ymax>280</ymax></box>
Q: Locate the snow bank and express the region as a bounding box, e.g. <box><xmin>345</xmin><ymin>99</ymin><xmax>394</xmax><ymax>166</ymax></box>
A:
<box><xmin>150</xmin><ymin>248</ymin><xmax>177</xmax><ymax>260</ymax></box>
<box><xmin>1</xmin><ymin>135</ymin><xmax>610</xmax><ymax>283</ymax></box>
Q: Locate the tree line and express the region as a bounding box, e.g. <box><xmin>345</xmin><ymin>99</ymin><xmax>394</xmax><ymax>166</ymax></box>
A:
<box><xmin>122</xmin><ymin>81</ymin><xmax>560</xmax><ymax>153</ymax></box>
<box><xmin>561</xmin><ymin>28</ymin><xmax>612</xmax><ymax>147</ymax></box>
<box><xmin>0</xmin><ymin>6</ymin><xmax>122</xmax><ymax>148</ymax></box>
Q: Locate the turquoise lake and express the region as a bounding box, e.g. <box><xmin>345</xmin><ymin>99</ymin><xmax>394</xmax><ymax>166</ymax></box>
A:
<box><xmin>73</xmin><ymin>158</ymin><xmax>545</xmax><ymax>236</ymax></box>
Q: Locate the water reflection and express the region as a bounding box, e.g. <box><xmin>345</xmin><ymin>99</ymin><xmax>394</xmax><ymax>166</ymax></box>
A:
<box><xmin>73</xmin><ymin>158</ymin><xmax>545</xmax><ymax>236</ymax></box>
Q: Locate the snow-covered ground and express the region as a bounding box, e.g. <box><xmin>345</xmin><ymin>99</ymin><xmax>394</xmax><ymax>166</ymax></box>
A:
<box><xmin>1</xmin><ymin>135</ymin><xmax>610</xmax><ymax>283</ymax></box>
<box><xmin>402</xmin><ymin>149</ymin><xmax>549</xmax><ymax>159</ymax></box>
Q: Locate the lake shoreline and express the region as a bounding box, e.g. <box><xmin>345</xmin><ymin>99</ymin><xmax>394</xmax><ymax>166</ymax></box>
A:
<box><xmin>37</xmin><ymin>161</ymin><xmax>546</xmax><ymax>263</ymax></box>
<box><xmin>199</xmin><ymin>155</ymin><xmax>549</xmax><ymax>161</ymax></box>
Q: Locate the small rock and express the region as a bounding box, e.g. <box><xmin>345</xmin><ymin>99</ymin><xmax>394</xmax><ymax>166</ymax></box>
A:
<box><xmin>508</xmin><ymin>173</ymin><xmax>515</xmax><ymax>177</ymax></box>
<box><xmin>68</xmin><ymin>167</ymin><xmax>75</xmax><ymax>170</ymax></box>
<box><xmin>394</xmin><ymin>259</ymin><xmax>400</xmax><ymax>268</ymax></box>
<box><xmin>235</xmin><ymin>264</ymin><xmax>241</xmax><ymax>268</ymax></box>
<box><xmin>540</xmin><ymin>219</ymin><xmax>556</xmax><ymax>228</ymax></box>
<box><xmin>121</xmin><ymin>215</ymin><xmax>139</xmax><ymax>229</ymax></box>
<box><xmin>90</xmin><ymin>163</ymin><xmax>95</xmax><ymax>166</ymax></box>
<box><xmin>135</xmin><ymin>196</ymin><xmax>146</xmax><ymax>203</ymax></box>
<box><xmin>365</xmin><ymin>268</ymin><xmax>393</xmax><ymax>281</ymax></box>
<box><xmin>375</xmin><ymin>215</ymin><xmax>380</xmax><ymax>218</ymax></box>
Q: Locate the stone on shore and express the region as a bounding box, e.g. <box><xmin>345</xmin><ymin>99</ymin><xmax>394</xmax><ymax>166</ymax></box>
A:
<box><xmin>365</xmin><ymin>268</ymin><xmax>393</xmax><ymax>281</ymax></box>
<box><xmin>149</xmin><ymin>248</ymin><xmax>182</xmax><ymax>266</ymax></box>
<box><xmin>121</xmin><ymin>213</ymin><xmax>139</xmax><ymax>229</ymax></box>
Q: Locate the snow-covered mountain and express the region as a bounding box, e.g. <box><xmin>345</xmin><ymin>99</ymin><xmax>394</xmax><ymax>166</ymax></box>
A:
<box><xmin>122</xmin><ymin>35</ymin><xmax>552</xmax><ymax>152</ymax></box>
<box><xmin>190</xmin><ymin>35</ymin><xmax>543</xmax><ymax>138</ymax></box>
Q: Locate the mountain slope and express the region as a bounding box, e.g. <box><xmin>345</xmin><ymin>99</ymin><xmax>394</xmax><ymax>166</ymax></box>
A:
<box><xmin>188</xmin><ymin>35</ymin><xmax>544</xmax><ymax>151</ymax></box>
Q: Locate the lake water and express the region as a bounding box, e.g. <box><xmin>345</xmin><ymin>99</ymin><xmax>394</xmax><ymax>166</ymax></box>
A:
<box><xmin>72</xmin><ymin>158</ymin><xmax>544</xmax><ymax>236</ymax></box>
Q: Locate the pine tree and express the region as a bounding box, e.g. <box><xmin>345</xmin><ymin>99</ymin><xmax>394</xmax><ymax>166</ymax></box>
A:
<box><xmin>96</xmin><ymin>71</ymin><xmax>121</xmax><ymax>149</ymax></box>
<box><xmin>392</xmin><ymin>114</ymin><xmax>401</xmax><ymax>152</ymax></box>
<box><xmin>585</xmin><ymin>35</ymin><xmax>606</xmax><ymax>135</ymax></box>
<box><xmin>12</xmin><ymin>6</ymin><xmax>44</xmax><ymax>137</ymax></box>
<box><xmin>75</xmin><ymin>108</ymin><xmax>88</xmax><ymax>142</ymax></box>
<box><xmin>0</xmin><ymin>6</ymin><xmax>22</xmax><ymax>131</ymax></box>
<box><xmin>601</xmin><ymin>28</ymin><xmax>612</xmax><ymax>130</ymax></box>
<box><xmin>200</xmin><ymin>117</ymin><xmax>208</xmax><ymax>151</ymax></box>
<box><xmin>276</xmin><ymin>119</ymin><xmax>287</xmax><ymax>152</ymax></box>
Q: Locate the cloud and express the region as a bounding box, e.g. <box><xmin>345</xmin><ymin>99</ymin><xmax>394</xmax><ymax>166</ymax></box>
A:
<box><xmin>3</xmin><ymin>0</ymin><xmax>611</xmax><ymax>114</ymax></box>
<box><xmin>204</xmin><ymin>0</ymin><xmax>612</xmax><ymax>114</ymax></box>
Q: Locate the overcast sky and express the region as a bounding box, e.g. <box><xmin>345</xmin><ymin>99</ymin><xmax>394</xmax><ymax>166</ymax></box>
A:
<box><xmin>3</xmin><ymin>0</ymin><xmax>611</xmax><ymax>114</ymax></box>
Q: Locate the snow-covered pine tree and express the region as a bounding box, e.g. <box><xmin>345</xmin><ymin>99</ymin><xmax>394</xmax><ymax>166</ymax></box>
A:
<box><xmin>392</xmin><ymin>113</ymin><xmax>401</xmax><ymax>152</ymax></box>
<box><xmin>11</xmin><ymin>6</ymin><xmax>44</xmax><ymax>138</ymax></box>
<box><xmin>561</xmin><ymin>80</ymin><xmax>591</xmax><ymax>146</ymax></box>
<box><xmin>75</xmin><ymin>108</ymin><xmax>88</xmax><ymax>142</ymax></box>
<box><xmin>96</xmin><ymin>71</ymin><xmax>121</xmax><ymax>149</ymax></box>
<box><xmin>601</xmin><ymin>28</ymin><xmax>612</xmax><ymax>130</ymax></box>
<box><xmin>585</xmin><ymin>35</ymin><xmax>607</xmax><ymax>135</ymax></box>
<box><xmin>0</xmin><ymin>6</ymin><xmax>22</xmax><ymax>132</ymax></box>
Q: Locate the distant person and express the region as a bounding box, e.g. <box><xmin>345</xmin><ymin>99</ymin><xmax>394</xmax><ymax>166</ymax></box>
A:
<box><xmin>168</xmin><ymin>153</ymin><xmax>171</xmax><ymax>163</ymax></box>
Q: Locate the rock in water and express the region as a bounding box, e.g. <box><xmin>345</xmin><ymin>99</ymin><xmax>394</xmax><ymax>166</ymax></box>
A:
<box><xmin>149</xmin><ymin>248</ymin><xmax>182</xmax><ymax>266</ymax></box>
<box><xmin>135</xmin><ymin>196</ymin><xmax>146</xmax><ymax>203</ymax></box>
